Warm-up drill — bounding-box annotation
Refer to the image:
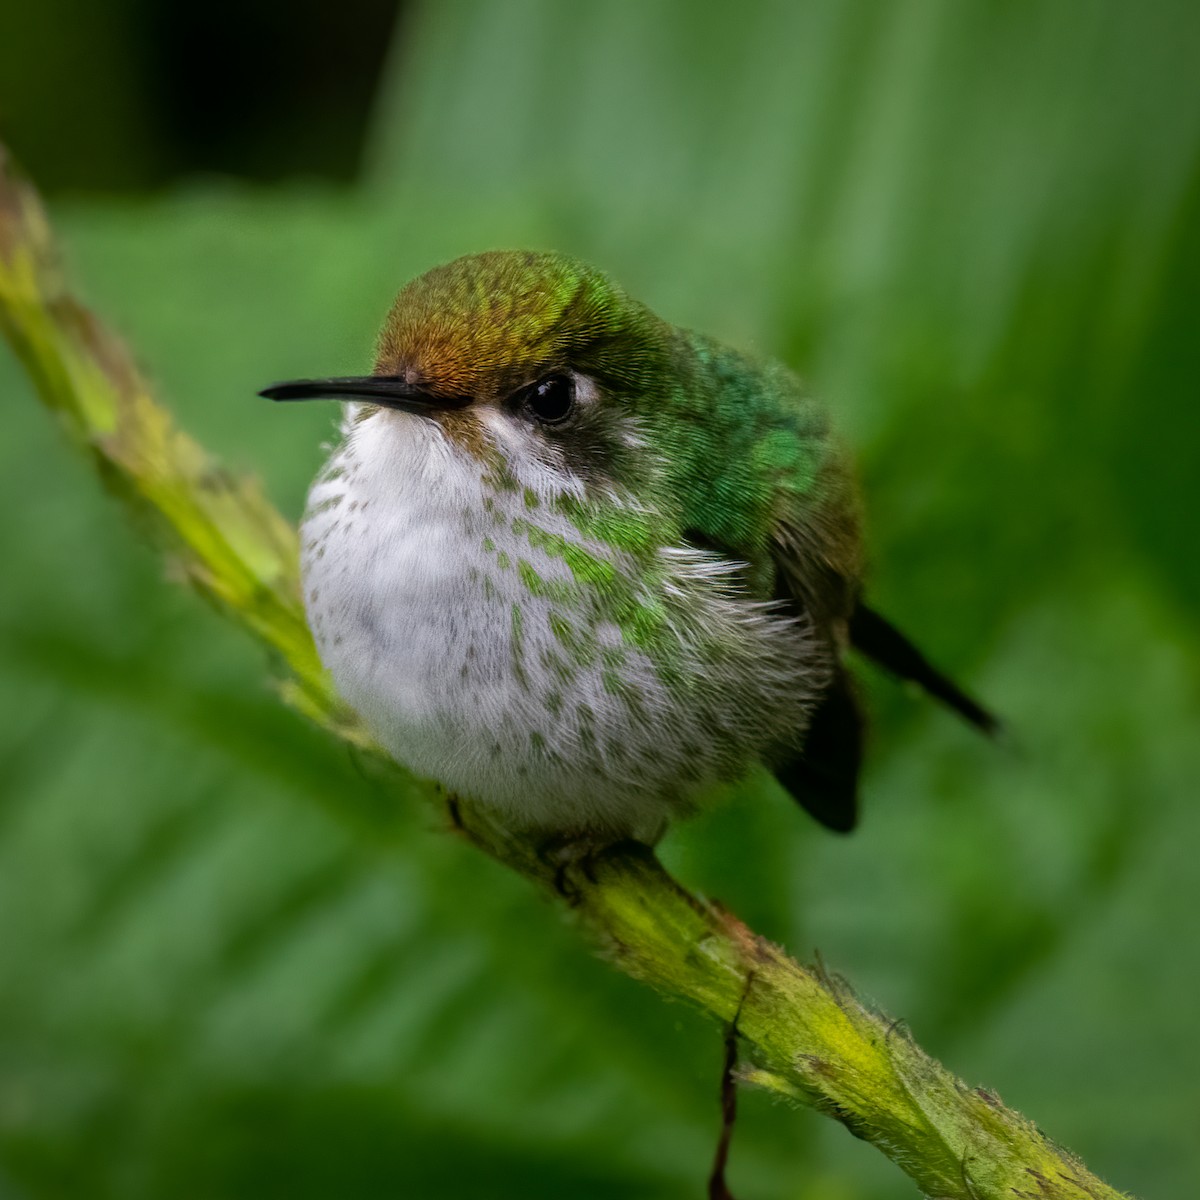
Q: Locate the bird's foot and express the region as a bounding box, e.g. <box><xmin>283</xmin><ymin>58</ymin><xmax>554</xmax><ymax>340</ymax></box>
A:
<box><xmin>536</xmin><ymin>833</ymin><xmax>643</xmax><ymax>903</ymax></box>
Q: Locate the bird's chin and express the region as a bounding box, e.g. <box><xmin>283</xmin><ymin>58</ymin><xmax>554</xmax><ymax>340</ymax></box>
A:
<box><xmin>345</xmin><ymin>401</ymin><xmax>443</xmax><ymax>443</ymax></box>
<box><xmin>348</xmin><ymin>401</ymin><xmax>424</xmax><ymax>425</ymax></box>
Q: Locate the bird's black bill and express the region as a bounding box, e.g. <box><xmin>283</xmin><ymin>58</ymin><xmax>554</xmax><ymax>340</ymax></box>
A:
<box><xmin>258</xmin><ymin>376</ymin><xmax>470</xmax><ymax>414</ymax></box>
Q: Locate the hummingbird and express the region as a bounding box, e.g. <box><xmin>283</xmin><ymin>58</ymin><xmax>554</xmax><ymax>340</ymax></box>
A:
<box><xmin>261</xmin><ymin>251</ymin><xmax>995</xmax><ymax>845</ymax></box>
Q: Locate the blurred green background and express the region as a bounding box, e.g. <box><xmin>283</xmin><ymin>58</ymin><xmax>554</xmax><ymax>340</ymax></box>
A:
<box><xmin>2</xmin><ymin>2</ymin><xmax>1199</xmax><ymax>1197</ymax></box>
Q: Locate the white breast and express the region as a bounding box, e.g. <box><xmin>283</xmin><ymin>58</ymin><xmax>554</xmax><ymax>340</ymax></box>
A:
<box><xmin>301</xmin><ymin>408</ymin><xmax>823</xmax><ymax>841</ymax></box>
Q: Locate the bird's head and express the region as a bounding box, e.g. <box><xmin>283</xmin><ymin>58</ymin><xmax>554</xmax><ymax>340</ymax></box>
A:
<box><xmin>262</xmin><ymin>250</ymin><xmax>675</xmax><ymax>501</ymax></box>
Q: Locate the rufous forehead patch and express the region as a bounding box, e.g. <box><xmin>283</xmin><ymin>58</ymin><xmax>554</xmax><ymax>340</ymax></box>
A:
<box><xmin>373</xmin><ymin>250</ymin><xmax>625</xmax><ymax>401</ymax></box>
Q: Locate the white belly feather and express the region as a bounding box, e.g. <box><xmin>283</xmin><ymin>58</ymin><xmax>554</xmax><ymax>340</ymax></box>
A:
<box><xmin>301</xmin><ymin>409</ymin><xmax>822</xmax><ymax>840</ymax></box>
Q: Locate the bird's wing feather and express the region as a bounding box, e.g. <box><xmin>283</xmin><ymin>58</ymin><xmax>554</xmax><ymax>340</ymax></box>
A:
<box><xmin>768</xmin><ymin>477</ymin><xmax>865</xmax><ymax>833</ymax></box>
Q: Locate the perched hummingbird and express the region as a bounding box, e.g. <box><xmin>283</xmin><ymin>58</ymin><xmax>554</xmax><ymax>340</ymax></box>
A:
<box><xmin>262</xmin><ymin>251</ymin><xmax>994</xmax><ymax>844</ymax></box>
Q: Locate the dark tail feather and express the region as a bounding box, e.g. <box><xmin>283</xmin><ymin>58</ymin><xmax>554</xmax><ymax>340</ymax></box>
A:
<box><xmin>849</xmin><ymin>604</ymin><xmax>1000</xmax><ymax>736</ymax></box>
<box><xmin>773</xmin><ymin>669</ymin><xmax>863</xmax><ymax>833</ymax></box>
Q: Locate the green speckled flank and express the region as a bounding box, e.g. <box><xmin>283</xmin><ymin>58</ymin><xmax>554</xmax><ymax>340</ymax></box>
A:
<box><xmin>547</xmin><ymin>610</ymin><xmax>575</xmax><ymax>649</ymax></box>
<box><xmin>539</xmin><ymin>647</ymin><xmax>577</xmax><ymax>687</ymax></box>
<box><xmin>517</xmin><ymin>559</ymin><xmax>577</xmax><ymax>605</ymax></box>
<box><xmin>575</xmin><ymin>703</ymin><xmax>598</xmax><ymax>754</ymax></box>
<box><xmin>483</xmin><ymin>503</ymin><xmax>692</xmax><ymax>711</ymax></box>
<box><xmin>620</xmin><ymin>596</ymin><xmax>667</xmax><ymax>651</ymax></box>
<box><xmin>562</xmin><ymin>501</ymin><xmax>660</xmax><ymax>558</ymax></box>
<box><xmin>510</xmin><ymin>604</ymin><xmax>529</xmax><ymax>690</ymax></box>
<box><xmin>513</xmin><ymin>518</ymin><xmax>617</xmax><ymax>588</ymax></box>
<box><xmin>307</xmin><ymin>493</ymin><xmax>344</xmax><ymax>517</ymax></box>
<box><xmin>546</xmin><ymin>609</ymin><xmax>604</xmax><ymax>674</ymax></box>
<box><xmin>515</xmin><ymin>512</ymin><xmax>681</xmax><ymax>685</ymax></box>
<box><xmin>484</xmin><ymin>460</ymin><xmax>523</xmax><ymax>497</ymax></box>
<box><xmin>517</xmin><ymin>559</ymin><xmax>541</xmax><ymax>593</ymax></box>
<box><xmin>600</xmin><ymin>644</ymin><xmax>626</xmax><ymax>669</ymax></box>
<box><xmin>602</xmin><ymin>668</ymin><xmax>647</xmax><ymax>723</ymax></box>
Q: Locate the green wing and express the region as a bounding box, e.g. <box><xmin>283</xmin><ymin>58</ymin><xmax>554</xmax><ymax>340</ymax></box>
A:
<box><xmin>767</xmin><ymin>443</ymin><xmax>997</xmax><ymax>834</ymax></box>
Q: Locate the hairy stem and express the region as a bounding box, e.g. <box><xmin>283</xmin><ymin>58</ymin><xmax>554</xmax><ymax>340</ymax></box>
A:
<box><xmin>0</xmin><ymin>144</ymin><xmax>1131</xmax><ymax>1200</ymax></box>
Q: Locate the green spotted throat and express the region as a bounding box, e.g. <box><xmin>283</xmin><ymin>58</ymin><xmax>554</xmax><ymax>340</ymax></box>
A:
<box><xmin>261</xmin><ymin>251</ymin><xmax>995</xmax><ymax>843</ymax></box>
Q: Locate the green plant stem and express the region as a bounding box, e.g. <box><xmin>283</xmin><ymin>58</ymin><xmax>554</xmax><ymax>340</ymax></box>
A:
<box><xmin>0</xmin><ymin>143</ymin><xmax>1132</xmax><ymax>1200</ymax></box>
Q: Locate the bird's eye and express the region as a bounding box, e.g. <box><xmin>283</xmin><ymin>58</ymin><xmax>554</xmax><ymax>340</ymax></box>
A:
<box><xmin>521</xmin><ymin>375</ymin><xmax>575</xmax><ymax>425</ymax></box>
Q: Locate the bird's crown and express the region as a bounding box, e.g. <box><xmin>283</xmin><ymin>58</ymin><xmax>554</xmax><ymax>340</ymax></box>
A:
<box><xmin>373</xmin><ymin>250</ymin><xmax>666</xmax><ymax>401</ymax></box>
